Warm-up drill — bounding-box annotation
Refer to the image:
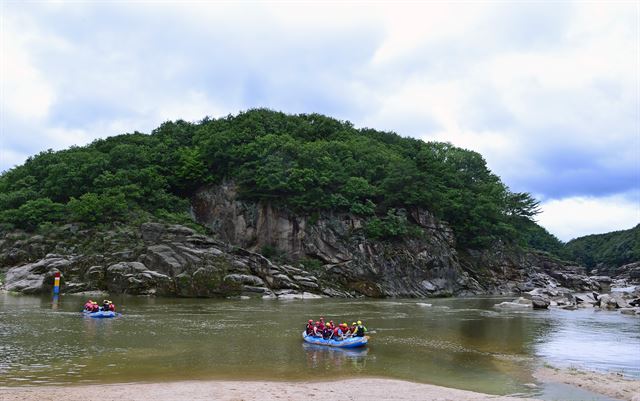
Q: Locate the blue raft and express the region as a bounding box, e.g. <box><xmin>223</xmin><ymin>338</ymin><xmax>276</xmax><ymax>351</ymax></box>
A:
<box><xmin>302</xmin><ymin>331</ymin><xmax>368</xmax><ymax>348</ymax></box>
<box><xmin>82</xmin><ymin>310</ymin><xmax>117</xmax><ymax>319</ymax></box>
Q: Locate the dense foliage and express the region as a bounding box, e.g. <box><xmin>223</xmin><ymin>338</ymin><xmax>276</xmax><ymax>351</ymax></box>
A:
<box><xmin>562</xmin><ymin>225</ymin><xmax>639</xmax><ymax>269</ymax></box>
<box><xmin>1</xmin><ymin>109</ymin><xmax>547</xmax><ymax>248</ymax></box>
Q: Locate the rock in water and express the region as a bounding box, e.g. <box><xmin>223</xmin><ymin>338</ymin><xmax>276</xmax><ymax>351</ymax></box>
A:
<box><xmin>597</xmin><ymin>294</ymin><xmax>619</xmax><ymax>309</ymax></box>
<box><xmin>495</xmin><ymin>297</ymin><xmax>533</xmax><ymax>309</ymax></box>
<box><xmin>531</xmin><ymin>294</ymin><xmax>551</xmax><ymax>309</ymax></box>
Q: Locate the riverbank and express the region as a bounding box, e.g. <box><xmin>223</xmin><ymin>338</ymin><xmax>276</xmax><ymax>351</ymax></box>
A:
<box><xmin>535</xmin><ymin>366</ymin><xmax>640</xmax><ymax>401</ymax></box>
<box><xmin>0</xmin><ymin>378</ymin><xmax>539</xmax><ymax>401</ymax></box>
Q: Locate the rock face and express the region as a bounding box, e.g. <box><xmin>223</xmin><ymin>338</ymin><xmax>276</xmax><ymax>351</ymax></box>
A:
<box><xmin>192</xmin><ymin>183</ymin><xmax>482</xmax><ymax>297</ymax></box>
<box><xmin>190</xmin><ymin>182</ymin><xmax>608</xmax><ymax>298</ymax></box>
<box><xmin>0</xmin><ymin>183</ymin><xmax>623</xmax><ymax>299</ymax></box>
<box><xmin>0</xmin><ymin>223</ymin><xmax>345</xmax><ymax>298</ymax></box>
<box><xmin>4</xmin><ymin>254</ymin><xmax>70</xmax><ymax>294</ymax></box>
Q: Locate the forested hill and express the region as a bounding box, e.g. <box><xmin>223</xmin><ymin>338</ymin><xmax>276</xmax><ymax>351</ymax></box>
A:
<box><xmin>563</xmin><ymin>225</ymin><xmax>639</xmax><ymax>270</ymax></box>
<box><xmin>0</xmin><ymin>108</ymin><xmax>558</xmax><ymax>250</ymax></box>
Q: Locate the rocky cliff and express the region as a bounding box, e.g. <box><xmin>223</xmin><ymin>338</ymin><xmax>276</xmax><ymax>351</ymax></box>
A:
<box><xmin>0</xmin><ymin>223</ymin><xmax>339</xmax><ymax>298</ymax></box>
<box><xmin>0</xmin><ymin>183</ymin><xmax>623</xmax><ymax>299</ymax></box>
<box><xmin>190</xmin><ymin>183</ymin><xmax>607</xmax><ymax>297</ymax></box>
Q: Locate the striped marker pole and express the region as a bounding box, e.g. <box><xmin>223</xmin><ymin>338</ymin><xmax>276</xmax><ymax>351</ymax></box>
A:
<box><xmin>53</xmin><ymin>272</ymin><xmax>61</xmax><ymax>295</ymax></box>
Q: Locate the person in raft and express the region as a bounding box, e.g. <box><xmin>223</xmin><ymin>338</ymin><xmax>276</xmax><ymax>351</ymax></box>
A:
<box><xmin>306</xmin><ymin>319</ymin><xmax>367</xmax><ymax>340</ymax></box>
<box><xmin>84</xmin><ymin>300</ymin><xmax>114</xmax><ymax>312</ymax></box>
<box><xmin>100</xmin><ymin>300</ymin><xmax>115</xmax><ymax>312</ymax></box>
<box><xmin>354</xmin><ymin>320</ymin><xmax>367</xmax><ymax>337</ymax></box>
<box><xmin>84</xmin><ymin>300</ymin><xmax>100</xmax><ymax>312</ymax></box>
<box><xmin>306</xmin><ymin>320</ymin><xmax>315</xmax><ymax>335</ymax></box>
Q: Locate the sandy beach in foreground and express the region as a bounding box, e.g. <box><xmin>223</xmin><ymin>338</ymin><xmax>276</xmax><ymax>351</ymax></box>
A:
<box><xmin>3</xmin><ymin>370</ymin><xmax>639</xmax><ymax>401</ymax></box>
<box><xmin>0</xmin><ymin>378</ymin><xmax>538</xmax><ymax>401</ymax></box>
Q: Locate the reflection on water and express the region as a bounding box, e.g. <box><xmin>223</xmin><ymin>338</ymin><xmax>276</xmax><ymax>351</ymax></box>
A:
<box><xmin>0</xmin><ymin>293</ymin><xmax>638</xmax><ymax>399</ymax></box>
<box><xmin>302</xmin><ymin>343</ymin><xmax>369</xmax><ymax>372</ymax></box>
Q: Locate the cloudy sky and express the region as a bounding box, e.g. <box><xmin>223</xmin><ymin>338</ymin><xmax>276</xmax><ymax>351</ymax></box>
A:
<box><xmin>1</xmin><ymin>1</ymin><xmax>638</xmax><ymax>241</ymax></box>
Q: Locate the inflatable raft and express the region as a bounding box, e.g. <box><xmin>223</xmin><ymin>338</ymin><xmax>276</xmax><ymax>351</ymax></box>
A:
<box><xmin>82</xmin><ymin>310</ymin><xmax>117</xmax><ymax>319</ymax></box>
<box><xmin>302</xmin><ymin>331</ymin><xmax>368</xmax><ymax>348</ymax></box>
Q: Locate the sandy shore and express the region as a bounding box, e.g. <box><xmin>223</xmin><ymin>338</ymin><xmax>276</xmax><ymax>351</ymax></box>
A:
<box><xmin>0</xmin><ymin>378</ymin><xmax>539</xmax><ymax>401</ymax></box>
<box><xmin>535</xmin><ymin>367</ymin><xmax>640</xmax><ymax>401</ymax></box>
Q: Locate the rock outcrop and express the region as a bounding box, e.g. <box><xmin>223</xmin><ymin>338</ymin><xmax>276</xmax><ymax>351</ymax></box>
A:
<box><xmin>0</xmin><ymin>223</ymin><xmax>346</xmax><ymax>298</ymax></box>
<box><xmin>191</xmin><ymin>183</ymin><xmax>611</xmax><ymax>298</ymax></box>
<box><xmin>0</xmin><ymin>183</ymin><xmax>624</xmax><ymax>299</ymax></box>
<box><xmin>192</xmin><ymin>183</ymin><xmax>482</xmax><ymax>297</ymax></box>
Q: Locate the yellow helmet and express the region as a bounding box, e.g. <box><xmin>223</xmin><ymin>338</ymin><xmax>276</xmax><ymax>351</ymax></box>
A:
<box><xmin>352</xmin><ymin>322</ymin><xmax>357</xmax><ymax>325</ymax></box>
<box><xmin>357</xmin><ymin>320</ymin><xmax>362</xmax><ymax>325</ymax></box>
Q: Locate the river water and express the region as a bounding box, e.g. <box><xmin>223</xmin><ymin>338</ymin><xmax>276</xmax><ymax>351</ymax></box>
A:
<box><xmin>1</xmin><ymin>293</ymin><xmax>638</xmax><ymax>400</ymax></box>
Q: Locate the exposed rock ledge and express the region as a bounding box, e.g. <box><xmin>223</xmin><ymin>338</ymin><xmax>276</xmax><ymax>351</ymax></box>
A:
<box><xmin>0</xmin><ymin>184</ymin><xmax>629</xmax><ymax>299</ymax></box>
<box><xmin>0</xmin><ymin>223</ymin><xmax>347</xmax><ymax>299</ymax></box>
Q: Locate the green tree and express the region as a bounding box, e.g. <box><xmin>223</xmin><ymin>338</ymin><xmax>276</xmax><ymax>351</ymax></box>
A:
<box><xmin>67</xmin><ymin>193</ymin><xmax>128</xmax><ymax>224</ymax></box>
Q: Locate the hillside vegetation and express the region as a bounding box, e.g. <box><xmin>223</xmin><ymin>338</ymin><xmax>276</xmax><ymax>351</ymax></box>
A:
<box><xmin>0</xmin><ymin>109</ymin><xmax>555</xmax><ymax>249</ymax></box>
<box><xmin>563</xmin><ymin>225</ymin><xmax>639</xmax><ymax>270</ymax></box>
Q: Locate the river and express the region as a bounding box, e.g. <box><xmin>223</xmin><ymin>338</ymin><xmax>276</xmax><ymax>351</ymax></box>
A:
<box><xmin>1</xmin><ymin>293</ymin><xmax>638</xmax><ymax>400</ymax></box>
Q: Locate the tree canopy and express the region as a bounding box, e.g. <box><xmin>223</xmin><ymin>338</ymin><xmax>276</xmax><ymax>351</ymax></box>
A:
<box><xmin>1</xmin><ymin>108</ymin><xmax>550</xmax><ymax>248</ymax></box>
<box><xmin>562</xmin><ymin>225</ymin><xmax>639</xmax><ymax>269</ymax></box>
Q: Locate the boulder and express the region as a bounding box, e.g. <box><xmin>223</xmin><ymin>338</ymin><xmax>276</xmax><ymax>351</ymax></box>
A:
<box><xmin>223</xmin><ymin>274</ymin><xmax>265</xmax><ymax>287</ymax></box>
<box><xmin>531</xmin><ymin>294</ymin><xmax>551</xmax><ymax>309</ymax></box>
<box><xmin>4</xmin><ymin>256</ymin><xmax>71</xmax><ymax>294</ymax></box>
<box><xmin>597</xmin><ymin>294</ymin><xmax>619</xmax><ymax>309</ymax></box>
<box><xmin>495</xmin><ymin>298</ymin><xmax>532</xmax><ymax>309</ymax></box>
<box><xmin>589</xmin><ymin>276</ymin><xmax>613</xmax><ymax>285</ymax></box>
<box><xmin>140</xmin><ymin>222</ymin><xmax>165</xmax><ymax>242</ymax></box>
<box><xmin>105</xmin><ymin>262</ymin><xmax>171</xmax><ymax>295</ymax></box>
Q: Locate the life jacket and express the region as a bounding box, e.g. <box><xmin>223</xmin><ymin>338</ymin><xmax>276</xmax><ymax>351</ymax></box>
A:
<box><xmin>333</xmin><ymin>327</ymin><xmax>343</xmax><ymax>339</ymax></box>
<box><xmin>323</xmin><ymin>327</ymin><xmax>332</xmax><ymax>339</ymax></box>
<box><xmin>305</xmin><ymin>323</ymin><xmax>314</xmax><ymax>335</ymax></box>
<box><xmin>355</xmin><ymin>325</ymin><xmax>366</xmax><ymax>337</ymax></box>
<box><xmin>108</xmin><ymin>303</ymin><xmax>115</xmax><ymax>312</ymax></box>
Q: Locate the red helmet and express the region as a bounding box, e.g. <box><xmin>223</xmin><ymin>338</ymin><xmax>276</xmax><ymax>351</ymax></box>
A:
<box><xmin>308</xmin><ymin>319</ymin><xmax>313</xmax><ymax>323</ymax></box>
<box><xmin>315</xmin><ymin>321</ymin><xmax>320</xmax><ymax>325</ymax></box>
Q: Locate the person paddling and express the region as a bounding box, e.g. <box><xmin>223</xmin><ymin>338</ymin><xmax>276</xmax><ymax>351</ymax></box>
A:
<box><xmin>323</xmin><ymin>322</ymin><xmax>333</xmax><ymax>339</ymax></box>
<box><xmin>305</xmin><ymin>319</ymin><xmax>315</xmax><ymax>335</ymax></box>
<box><xmin>354</xmin><ymin>320</ymin><xmax>368</xmax><ymax>337</ymax></box>
<box><xmin>333</xmin><ymin>323</ymin><xmax>347</xmax><ymax>340</ymax></box>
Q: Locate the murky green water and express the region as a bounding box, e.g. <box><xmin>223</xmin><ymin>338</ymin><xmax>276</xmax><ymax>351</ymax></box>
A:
<box><xmin>1</xmin><ymin>293</ymin><xmax>638</xmax><ymax>399</ymax></box>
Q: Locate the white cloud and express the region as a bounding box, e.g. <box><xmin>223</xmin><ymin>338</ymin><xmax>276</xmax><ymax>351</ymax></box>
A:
<box><xmin>538</xmin><ymin>192</ymin><xmax>640</xmax><ymax>241</ymax></box>
<box><xmin>1</xmin><ymin>1</ymin><xmax>638</xmax><ymax>239</ymax></box>
<box><xmin>1</xmin><ymin>15</ymin><xmax>56</xmax><ymax>120</ymax></box>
